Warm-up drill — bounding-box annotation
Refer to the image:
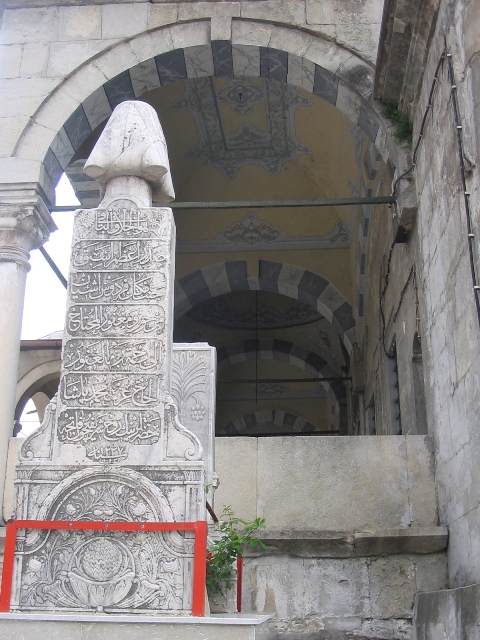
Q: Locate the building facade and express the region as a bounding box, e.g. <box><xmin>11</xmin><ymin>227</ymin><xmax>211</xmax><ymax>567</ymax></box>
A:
<box><xmin>0</xmin><ymin>0</ymin><xmax>479</xmax><ymax>637</ymax></box>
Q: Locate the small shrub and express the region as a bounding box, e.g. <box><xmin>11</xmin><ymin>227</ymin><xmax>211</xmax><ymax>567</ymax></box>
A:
<box><xmin>206</xmin><ymin>506</ymin><xmax>267</xmax><ymax>596</ymax></box>
<box><xmin>382</xmin><ymin>104</ymin><xmax>413</xmax><ymax>145</ymax></box>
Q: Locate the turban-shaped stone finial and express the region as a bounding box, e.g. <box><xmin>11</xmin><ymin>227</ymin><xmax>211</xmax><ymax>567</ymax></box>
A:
<box><xmin>84</xmin><ymin>101</ymin><xmax>175</xmax><ymax>202</ymax></box>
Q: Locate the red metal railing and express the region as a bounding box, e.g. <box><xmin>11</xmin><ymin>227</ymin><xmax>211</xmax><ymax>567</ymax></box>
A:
<box><xmin>0</xmin><ymin>519</ymin><xmax>207</xmax><ymax>615</ymax></box>
<box><xmin>236</xmin><ymin>556</ymin><xmax>243</xmax><ymax>612</ymax></box>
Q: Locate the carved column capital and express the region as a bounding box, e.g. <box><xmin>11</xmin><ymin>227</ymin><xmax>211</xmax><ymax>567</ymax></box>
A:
<box><xmin>0</xmin><ymin>183</ymin><xmax>57</xmax><ymax>269</ymax></box>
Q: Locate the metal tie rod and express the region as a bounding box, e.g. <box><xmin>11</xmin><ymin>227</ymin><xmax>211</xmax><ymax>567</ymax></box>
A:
<box><xmin>50</xmin><ymin>196</ymin><xmax>396</xmax><ymax>212</ymax></box>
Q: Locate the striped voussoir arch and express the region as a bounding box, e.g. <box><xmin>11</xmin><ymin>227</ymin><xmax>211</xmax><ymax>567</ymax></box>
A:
<box><xmin>216</xmin><ymin>338</ymin><xmax>347</xmax><ymax>401</ymax></box>
<box><xmin>43</xmin><ymin>41</ymin><xmax>388</xmax><ymax>194</ymax></box>
<box><xmin>222</xmin><ymin>410</ymin><xmax>318</xmax><ymax>435</ymax></box>
<box><xmin>176</xmin><ymin>260</ymin><xmax>356</xmax><ymax>352</ymax></box>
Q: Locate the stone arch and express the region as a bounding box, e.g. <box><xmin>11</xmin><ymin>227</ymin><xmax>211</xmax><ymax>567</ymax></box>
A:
<box><xmin>222</xmin><ymin>410</ymin><xmax>318</xmax><ymax>435</ymax></box>
<box><xmin>216</xmin><ymin>337</ymin><xmax>346</xmax><ymax>403</ymax></box>
<box><xmin>11</xmin><ymin>20</ymin><xmax>396</xmax><ymax>196</ymax></box>
<box><xmin>176</xmin><ymin>260</ymin><xmax>355</xmax><ymax>352</ymax></box>
<box><xmin>15</xmin><ymin>359</ymin><xmax>61</xmax><ymax>420</ymax></box>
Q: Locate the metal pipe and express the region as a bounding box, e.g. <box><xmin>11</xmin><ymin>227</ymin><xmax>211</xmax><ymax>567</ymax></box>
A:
<box><xmin>218</xmin><ymin>377</ymin><xmax>351</xmax><ymax>383</ymax></box>
<box><xmin>39</xmin><ymin>246</ymin><xmax>67</xmax><ymax>289</ymax></box>
<box><xmin>49</xmin><ymin>195</ymin><xmax>396</xmax><ymax>213</ymax></box>
<box><xmin>218</xmin><ymin>430</ymin><xmax>340</xmax><ymax>437</ymax></box>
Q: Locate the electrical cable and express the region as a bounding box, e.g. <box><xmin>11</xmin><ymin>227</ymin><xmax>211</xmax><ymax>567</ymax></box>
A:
<box><xmin>445</xmin><ymin>52</ymin><xmax>480</xmax><ymax>327</ymax></box>
<box><xmin>380</xmin><ymin>45</ymin><xmax>480</xmax><ymax>355</ymax></box>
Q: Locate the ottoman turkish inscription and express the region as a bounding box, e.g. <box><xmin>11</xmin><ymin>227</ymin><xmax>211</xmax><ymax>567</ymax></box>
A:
<box><xmin>12</xmin><ymin>102</ymin><xmax>215</xmax><ymax>614</ymax></box>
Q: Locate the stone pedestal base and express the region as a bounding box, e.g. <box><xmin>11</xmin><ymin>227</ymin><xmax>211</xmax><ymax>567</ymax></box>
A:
<box><xmin>0</xmin><ymin>612</ymin><xmax>273</xmax><ymax>640</ymax></box>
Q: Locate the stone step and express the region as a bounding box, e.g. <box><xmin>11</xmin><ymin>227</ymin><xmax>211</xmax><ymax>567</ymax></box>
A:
<box><xmin>0</xmin><ymin>612</ymin><xmax>273</xmax><ymax>640</ymax></box>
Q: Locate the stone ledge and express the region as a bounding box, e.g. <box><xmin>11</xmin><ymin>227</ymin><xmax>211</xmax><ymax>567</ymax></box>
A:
<box><xmin>0</xmin><ymin>613</ymin><xmax>274</xmax><ymax>640</ymax></box>
<box><xmin>244</xmin><ymin>527</ymin><xmax>448</xmax><ymax>557</ymax></box>
<box><xmin>0</xmin><ymin>612</ymin><xmax>273</xmax><ymax>625</ymax></box>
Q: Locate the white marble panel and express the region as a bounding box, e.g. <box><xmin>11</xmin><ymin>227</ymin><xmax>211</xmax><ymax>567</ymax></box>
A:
<box><xmin>203</xmin><ymin>262</ymin><xmax>231</xmax><ymax>298</ymax></box>
<box><xmin>287</xmin><ymin>54</ymin><xmax>315</xmax><ymax>93</ymax></box>
<box><xmin>320</xmin><ymin>283</ymin><xmax>349</xmax><ymax>313</ymax></box>
<box><xmin>375</xmin><ymin>125</ymin><xmax>390</xmax><ymax>163</ymax></box>
<box><xmin>174</xmin><ymin>285</ymin><xmax>193</xmax><ymax>318</ymax></box>
<box><xmin>50</xmin><ymin>127</ymin><xmax>75</xmax><ymax>170</ymax></box>
<box><xmin>335</xmin><ymin>82</ymin><xmax>361</xmax><ymax>125</ymax></box>
<box><xmin>129</xmin><ymin>59</ymin><xmax>161</xmax><ymax>97</ymax></box>
<box><xmin>290</xmin><ymin>354</ymin><xmax>309</xmax><ymax>371</ymax></box>
<box><xmin>184</xmin><ymin>45</ymin><xmax>215</xmax><ymax>79</ymax></box>
<box><xmin>277</xmin><ymin>263</ymin><xmax>304</xmax><ymax>298</ymax></box>
<box><xmin>317</xmin><ymin>300</ymin><xmax>333</xmax><ymax>323</ymax></box>
<box><xmin>232</xmin><ymin>44</ymin><xmax>260</xmax><ymax>77</ymax></box>
<box><xmin>82</xmin><ymin>85</ymin><xmax>112</xmax><ymax>130</ymax></box>
<box><xmin>172</xmin><ymin>343</ymin><xmax>216</xmax><ymax>492</ymax></box>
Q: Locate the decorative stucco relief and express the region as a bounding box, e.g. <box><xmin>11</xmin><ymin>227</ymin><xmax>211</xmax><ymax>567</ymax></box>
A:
<box><xmin>172</xmin><ymin>77</ymin><xmax>311</xmax><ymax>177</ymax></box>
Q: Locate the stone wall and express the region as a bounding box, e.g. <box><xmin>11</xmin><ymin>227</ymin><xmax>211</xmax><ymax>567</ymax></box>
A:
<box><xmin>244</xmin><ymin>552</ymin><xmax>447</xmax><ymax>640</ymax></box>
<box><xmin>409</xmin><ymin>0</ymin><xmax>480</xmax><ymax>588</ymax></box>
<box><xmin>215</xmin><ymin>435</ymin><xmax>438</xmax><ymax>530</ymax></box>
<box><xmin>414</xmin><ymin>584</ymin><xmax>480</xmax><ymax>639</ymax></box>
<box><xmin>2</xmin><ymin>433</ymin><xmax>448</xmax><ymax>637</ymax></box>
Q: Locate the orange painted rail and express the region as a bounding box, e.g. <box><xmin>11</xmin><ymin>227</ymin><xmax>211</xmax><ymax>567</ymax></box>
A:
<box><xmin>0</xmin><ymin>519</ymin><xmax>207</xmax><ymax>616</ymax></box>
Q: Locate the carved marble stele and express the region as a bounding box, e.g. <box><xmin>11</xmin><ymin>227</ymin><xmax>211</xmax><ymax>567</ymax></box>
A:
<box><xmin>12</xmin><ymin>102</ymin><xmax>214</xmax><ymax>615</ymax></box>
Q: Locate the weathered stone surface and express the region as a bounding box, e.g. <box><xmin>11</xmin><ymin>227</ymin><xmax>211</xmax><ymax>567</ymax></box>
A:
<box><xmin>244</xmin><ymin>527</ymin><xmax>448</xmax><ymax>559</ymax></box>
<box><xmin>171</xmin><ymin>343</ymin><xmax>217</xmax><ymax>494</ymax></box>
<box><xmin>353</xmin><ymin>528</ymin><xmax>448</xmax><ymax>556</ymax></box>
<box><xmin>214</xmin><ymin>437</ymin><xmax>257</xmax><ymax>521</ymax></box>
<box><xmin>242</xmin><ymin>552</ymin><xmax>446</xmax><ymax>638</ymax></box>
<box><xmin>101</xmin><ymin>4</ymin><xmax>149</xmax><ymax>39</ymax></box>
<box><xmin>414</xmin><ymin>583</ymin><xmax>480</xmax><ymax>640</ymax></box>
<box><xmin>84</xmin><ymin>101</ymin><xmax>175</xmax><ymax>203</ymax></box>
<box><xmin>0</xmin><ymin>613</ymin><xmax>273</xmax><ymax>640</ymax></box>
<box><xmin>253</xmin><ymin>436</ymin><xmax>437</xmax><ymax>530</ymax></box>
<box><xmin>57</xmin><ymin>6</ymin><xmax>102</xmax><ymax>41</ymax></box>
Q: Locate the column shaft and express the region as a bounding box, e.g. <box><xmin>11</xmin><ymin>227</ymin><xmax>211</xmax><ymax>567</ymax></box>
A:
<box><xmin>0</xmin><ymin>259</ymin><xmax>29</xmax><ymax>518</ymax></box>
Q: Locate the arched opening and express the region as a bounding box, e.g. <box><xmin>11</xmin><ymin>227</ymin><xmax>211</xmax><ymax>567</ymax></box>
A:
<box><xmin>18</xmin><ymin>34</ymin><xmax>398</xmax><ymax>438</ymax></box>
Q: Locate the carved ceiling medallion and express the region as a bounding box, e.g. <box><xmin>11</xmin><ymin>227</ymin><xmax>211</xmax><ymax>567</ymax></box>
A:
<box><xmin>217</xmin><ymin>78</ymin><xmax>264</xmax><ymax>114</ymax></box>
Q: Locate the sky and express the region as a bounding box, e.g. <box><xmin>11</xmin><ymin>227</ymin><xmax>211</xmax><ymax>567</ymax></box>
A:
<box><xmin>21</xmin><ymin>174</ymin><xmax>78</xmax><ymax>340</ymax></box>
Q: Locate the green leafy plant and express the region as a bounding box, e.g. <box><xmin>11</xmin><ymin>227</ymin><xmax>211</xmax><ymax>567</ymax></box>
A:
<box><xmin>206</xmin><ymin>506</ymin><xmax>267</xmax><ymax>596</ymax></box>
<box><xmin>382</xmin><ymin>104</ymin><xmax>413</xmax><ymax>145</ymax></box>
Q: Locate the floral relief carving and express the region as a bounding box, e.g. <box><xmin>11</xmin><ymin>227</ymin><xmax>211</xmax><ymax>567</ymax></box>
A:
<box><xmin>173</xmin><ymin>77</ymin><xmax>311</xmax><ymax>177</ymax></box>
<box><xmin>221</xmin><ymin>213</ymin><xmax>285</xmax><ymax>246</ymax></box>
<box><xmin>19</xmin><ymin>480</ymin><xmax>186</xmax><ymax>612</ymax></box>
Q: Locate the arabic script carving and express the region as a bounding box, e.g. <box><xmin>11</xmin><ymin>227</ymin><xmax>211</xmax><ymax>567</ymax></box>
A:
<box><xmin>67</xmin><ymin>305</ymin><xmax>165</xmax><ymax>337</ymax></box>
<box><xmin>61</xmin><ymin>374</ymin><xmax>161</xmax><ymax>408</ymax></box>
<box><xmin>72</xmin><ymin>239</ymin><xmax>167</xmax><ymax>270</ymax></box>
<box><xmin>58</xmin><ymin>409</ymin><xmax>161</xmax><ymax>445</ymax></box>
<box><xmin>70</xmin><ymin>271</ymin><xmax>166</xmax><ymax>303</ymax></box>
<box><xmin>63</xmin><ymin>339</ymin><xmax>162</xmax><ymax>372</ymax></box>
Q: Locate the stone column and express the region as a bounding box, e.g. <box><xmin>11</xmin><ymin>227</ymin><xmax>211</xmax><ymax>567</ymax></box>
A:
<box><xmin>0</xmin><ymin>192</ymin><xmax>55</xmax><ymax>521</ymax></box>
